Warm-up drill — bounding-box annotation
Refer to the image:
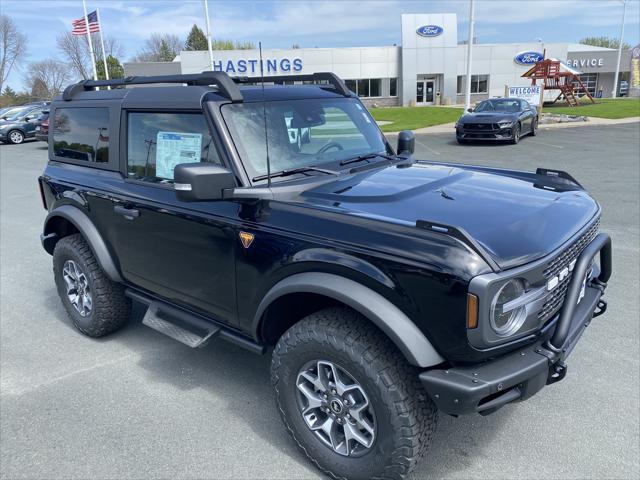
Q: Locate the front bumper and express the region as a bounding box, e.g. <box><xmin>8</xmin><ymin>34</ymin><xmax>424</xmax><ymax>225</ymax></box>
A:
<box><xmin>456</xmin><ymin>124</ymin><xmax>513</xmax><ymax>140</ymax></box>
<box><xmin>421</xmin><ymin>233</ymin><xmax>612</xmax><ymax>415</ymax></box>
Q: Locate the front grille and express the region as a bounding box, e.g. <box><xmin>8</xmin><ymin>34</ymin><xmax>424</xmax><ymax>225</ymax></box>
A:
<box><xmin>464</xmin><ymin>123</ymin><xmax>498</xmax><ymax>131</ymax></box>
<box><xmin>538</xmin><ymin>217</ymin><xmax>600</xmax><ymax>322</ymax></box>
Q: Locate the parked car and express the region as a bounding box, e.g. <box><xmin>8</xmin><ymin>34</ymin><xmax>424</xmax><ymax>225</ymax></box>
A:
<box><xmin>39</xmin><ymin>72</ymin><xmax>611</xmax><ymax>480</ymax></box>
<box><xmin>0</xmin><ymin>106</ymin><xmax>45</xmax><ymax>144</ymax></box>
<box><xmin>456</xmin><ymin>98</ymin><xmax>538</xmax><ymax>144</ymax></box>
<box><xmin>35</xmin><ymin>110</ymin><xmax>50</xmax><ymax>142</ymax></box>
<box><xmin>0</xmin><ymin>105</ymin><xmax>31</xmax><ymax>120</ymax></box>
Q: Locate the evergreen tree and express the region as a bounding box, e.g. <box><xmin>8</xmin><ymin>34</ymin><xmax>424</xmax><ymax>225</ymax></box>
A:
<box><xmin>158</xmin><ymin>39</ymin><xmax>175</xmax><ymax>61</ymax></box>
<box><xmin>185</xmin><ymin>24</ymin><xmax>208</xmax><ymax>51</ymax></box>
<box><xmin>2</xmin><ymin>85</ymin><xmax>16</xmax><ymax>98</ymax></box>
<box><xmin>97</xmin><ymin>55</ymin><xmax>125</xmax><ymax>80</ymax></box>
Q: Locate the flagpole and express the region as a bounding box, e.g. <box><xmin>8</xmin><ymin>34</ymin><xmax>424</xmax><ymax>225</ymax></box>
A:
<box><xmin>203</xmin><ymin>0</ymin><xmax>214</xmax><ymax>71</ymax></box>
<box><xmin>82</xmin><ymin>0</ymin><xmax>98</xmax><ymax>81</ymax></box>
<box><xmin>96</xmin><ymin>7</ymin><xmax>110</xmax><ymax>87</ymax></box>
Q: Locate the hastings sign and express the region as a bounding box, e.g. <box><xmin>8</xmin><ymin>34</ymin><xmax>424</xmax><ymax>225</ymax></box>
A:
<box><xmin>416</xmin><ymin>25</ymin><xmax>444</xmax><ymax>37</ymax></box>
<box><xmin>514</xmin><ymin>51</ymin><xmax>544</xmax><ymax>66</ymax></box>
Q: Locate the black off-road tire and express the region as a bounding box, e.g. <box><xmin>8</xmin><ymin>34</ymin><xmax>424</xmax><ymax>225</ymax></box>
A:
<box><xmin>456</xmin><ymin>137</ymin><xmax>468</xmax><ymax>144</ymax></box>
<box><xmin>271</xmin><ymin>307</ymin><xmax>438</xmax><ymax>480</ymax></box>
<box><xmin>53</xmin><ymin>233</ymin><xmax>130</xmax><ymax>337</ymax></box>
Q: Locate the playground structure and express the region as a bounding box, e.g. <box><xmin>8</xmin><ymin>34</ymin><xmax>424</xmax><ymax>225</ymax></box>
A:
<box><xmin>522</xmin><ymin>58</ymin><xmax>595</xmax><ymax>106</ymax></box>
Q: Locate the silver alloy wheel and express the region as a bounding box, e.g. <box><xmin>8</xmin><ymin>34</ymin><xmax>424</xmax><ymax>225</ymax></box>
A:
<box><xmin>296</xmin><ymin>360</ymin><xmax>376</xmax><ymax>457</ymax></box>
<box><xmin>62</xmin><ymin>260</ymin><xmax>92</xmax><ymax>317</ymax></box>
<box><xmin>9</xmin><ymin>131</ymin><xmax>24</xmax><ymax>144</ymax></box>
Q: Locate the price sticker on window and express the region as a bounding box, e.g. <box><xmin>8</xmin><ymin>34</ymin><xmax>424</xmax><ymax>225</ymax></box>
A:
<box><xmin>156</xmin><ymin>131</ymin><xmax>202</xmax><ymax>179</ymax></box>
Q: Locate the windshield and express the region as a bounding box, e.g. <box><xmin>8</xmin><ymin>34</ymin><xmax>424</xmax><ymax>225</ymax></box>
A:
<box><xmin>3</xmin><ymin>107</ymin><xmax>31</xmax><ymax>121</ymax></box>
<box><xmin>221</xmin><ymin>97</ymin><xmax>388</xmax><ymax>181</ymax></box>
<box><xmin>475</xmin><ymin>99</ymin><xmax>522</xmax><ymax>113</ymax></box>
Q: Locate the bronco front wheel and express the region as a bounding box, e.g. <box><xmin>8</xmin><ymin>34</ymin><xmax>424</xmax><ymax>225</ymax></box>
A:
<box><xmin>271</xmin><ymin>307</ymin><xmax>437</xmax><ymax>480</ymax></box>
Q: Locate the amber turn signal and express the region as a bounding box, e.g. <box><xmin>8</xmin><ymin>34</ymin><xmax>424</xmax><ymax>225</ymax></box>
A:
<box><xmin>467</xmin><ymin>293</ymin><xmax>479</xmax><ymax>329</ymax></box>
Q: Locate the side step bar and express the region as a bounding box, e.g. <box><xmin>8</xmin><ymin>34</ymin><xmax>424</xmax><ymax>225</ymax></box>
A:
<box><xmin>125</xmin><ymin>289</ymin><xmax>266</xmax><ymax>354</ymax></box>
<box><xmin>142</xmin><ymin>302</ymin><xmax>219</xmax><ymax>348</ymax></box>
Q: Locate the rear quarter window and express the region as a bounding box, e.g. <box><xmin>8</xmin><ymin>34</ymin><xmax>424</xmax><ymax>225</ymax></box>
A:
<box><xmin>52</xmin><ymin>107</ymin><xmax>110</xmax><ymax>163</ymax></box>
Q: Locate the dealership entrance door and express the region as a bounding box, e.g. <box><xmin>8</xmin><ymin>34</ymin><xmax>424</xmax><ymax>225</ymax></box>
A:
<box><xmin>416</xmin><ymin>79</ymin><xmax>435</xmax><ymax>105</ymax></box>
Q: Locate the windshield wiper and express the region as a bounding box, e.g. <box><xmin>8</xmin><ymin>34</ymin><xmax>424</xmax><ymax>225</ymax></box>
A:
<box><xmin>252</xmin><ymin>166</ymin><xmax>338</xmax><ymax>182</ymax></box>
<box><xmin>339</xmin><ymin>152</ymin><xmax>398</xmax><ymax>166</ymax></box>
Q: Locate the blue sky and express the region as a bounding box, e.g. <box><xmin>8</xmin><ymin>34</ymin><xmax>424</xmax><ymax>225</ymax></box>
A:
<box><xmin>5</xmin><ymin>0</ymin><xmax>640</xmax><ymax>90</ymax></box>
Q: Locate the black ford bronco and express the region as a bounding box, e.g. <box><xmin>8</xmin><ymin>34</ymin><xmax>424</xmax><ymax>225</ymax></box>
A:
<box><xmin>39</xmin><ymin>72</ymin><xmax>612</xmax><ymax>480</ymax></box>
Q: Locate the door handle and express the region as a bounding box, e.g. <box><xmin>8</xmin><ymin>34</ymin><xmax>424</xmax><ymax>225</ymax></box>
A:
<box><xmin>114</xmin><ymin>205</ymin><xmax>140</xmax><ymax>220</ymax></box>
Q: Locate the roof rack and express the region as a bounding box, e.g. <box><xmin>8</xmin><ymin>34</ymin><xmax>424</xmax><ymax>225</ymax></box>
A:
<box><xmin>61</xmin><ymin>71</ymin><xmax>352</xmax><ymax>102</ymax></box>
<box><xmin>232</xmin><ymin>72</ymin><xmax>352</xmax><ymax>97</ymax></box>
<box><xmin>62</xmin><ymin>71</ymin><xmax>243</xmax><ymax>102</ymax></box>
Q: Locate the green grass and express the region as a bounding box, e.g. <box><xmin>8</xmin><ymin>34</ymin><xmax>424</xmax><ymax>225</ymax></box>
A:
<box><xmin>543</xmin><ymin>97</ymin><xmax>640</xmax><ymax>119</ymax></box>
<box><xmin>369</xmin><ymin>106</ymin><xmax>463</xmax><ymax>132</ymax></box>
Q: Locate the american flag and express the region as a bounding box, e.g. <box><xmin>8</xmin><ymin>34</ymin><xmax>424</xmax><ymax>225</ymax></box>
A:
<box><xmin>71</xmin><ymin>10</ymin><xmax>100</xmax><ymax>35</ymax></box>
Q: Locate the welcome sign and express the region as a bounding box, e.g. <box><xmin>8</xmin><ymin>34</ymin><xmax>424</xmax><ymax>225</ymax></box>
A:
<box><xmin>507</xmin><ymin>85</ymin><xmax>543</xmax><ymax>106</ymax></box>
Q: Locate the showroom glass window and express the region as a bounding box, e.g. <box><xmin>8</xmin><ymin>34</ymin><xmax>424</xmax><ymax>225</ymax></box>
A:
<box><xmin>457</xmin><ymin>75</ymin><xmax>489</xmax><ymax>94</ymax></box>
<box><xmin>390</xmin><ymin>78</ymin><xmax>398</xmax><ymax>97</ymax></box>
<box><xmin>127</xmin><ymin>112</ymin><xmax>221</xmax><ymax>183</ymax></box>
<box><xmin>52</xmin><ymin>107</ymin><xmax>109</xmax><ymax>163</ymax></box>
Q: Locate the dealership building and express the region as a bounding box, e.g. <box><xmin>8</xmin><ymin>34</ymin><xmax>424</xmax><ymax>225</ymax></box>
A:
<box><xmin>124</xmin><ymin>13</ymin><xmax>633</xmax><ymax>106</ymax></box>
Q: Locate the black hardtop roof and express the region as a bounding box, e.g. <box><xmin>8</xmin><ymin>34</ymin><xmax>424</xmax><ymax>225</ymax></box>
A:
<box><xmin>53</xmin><ymin>83</ymin><xmax>350</xmax><ymax>108</ymax></box>
<box><xmin>55</xmin><ymin>71</ymin><xmax>353</xmax><ymax>107</ymax></box>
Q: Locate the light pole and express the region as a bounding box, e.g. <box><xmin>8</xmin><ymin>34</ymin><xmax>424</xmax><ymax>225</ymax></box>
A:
<box><xmin>464</xmin><ymin>0</ymin><xmax>476</xmax><ymax>110</ymax></box>
<box><xmin>536</xmin><ymin>37</ymin><xmax>545</xmax><ymax>58</ymax></box>
<box><xmin>612</xmin><ymin>0</ymin><xmax>627</xmax><ymax>98</ymax></box>
<box><xmin>203</xmin><ymin>0</ymin><xmax>214</xmax><ymax>71</ymax></box>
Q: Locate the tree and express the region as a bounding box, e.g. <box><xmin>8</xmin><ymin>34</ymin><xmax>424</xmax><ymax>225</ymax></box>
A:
<box><xmin>57</xmin><ymin>32</ymin><xmax>124</xmax><ymax>81</ymax></box>
<box><xmin>96</xmin><ymin>55</ymin><xmax>124</xmax><ymax>80</ymax></box>
<box><xmin>185</xmin><ymin>24</ymin><xmax>208</xmax><ymax>51</ymax></box>
<box><xmin>2</xmin><ymin>85</ymin><xmax>16</xmax><ymax>99</ymax></box>
<box><xmin>135</xmin><ymin>33</ymin><xmax>182</xmax><ymax>61</ymax></box>
<box><xmin>57</xmin><ymin>32</ymin><xmax>90</xmax><ymax>80</ymax></box>
<box><xmin>579</xmin><ymin>36</ymin><xmax>631</xmax><ymax>50</ymax></box>
<box><xmin>0</xmin><ymin>15</ymin><xmax>27</xmax><ymax>93</ymax></box>
<box><xmin>24</xmin><ymin>59</ymin><xmax>69</xmax><ymax>99</ymax></box>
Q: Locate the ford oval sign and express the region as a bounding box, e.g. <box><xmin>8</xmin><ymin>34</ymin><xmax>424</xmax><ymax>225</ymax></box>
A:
<box><xmin>514</xmin><ymin>51</ymin><xmax>544</xmax><ymax>66</ymax></box>
<box><xmin>416</xmin><ymin>25</ymin><xmax>443</xmax><ymax>37</ymax></box>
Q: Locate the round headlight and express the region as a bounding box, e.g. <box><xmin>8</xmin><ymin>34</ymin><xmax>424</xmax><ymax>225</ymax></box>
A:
<box><xmin>490</xmin><ymin>279</ymin><xmax>526</xmax><ymax>336</ymax></box>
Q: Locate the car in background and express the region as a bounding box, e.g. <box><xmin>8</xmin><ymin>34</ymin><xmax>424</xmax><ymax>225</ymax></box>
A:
<box><xmin>35</xmin><ymin>110</ymin><xmax>50</xmax><ymax>143</ymax></box>
<box><xmin>455</xmin><ymin>98</ymin><xmax>538</xmax><ymax>145</ymax></box>
<box><xmin>0</xmin><ymin>106</ymin><xmax>45</xmax><ymax>144</ymax></box>
<box><xmin>0</xmin><ymin>105</ymin><xmax>32</xmax><ymax>120</ymax></box>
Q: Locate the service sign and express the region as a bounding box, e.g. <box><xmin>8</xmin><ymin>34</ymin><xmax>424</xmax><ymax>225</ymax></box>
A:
<box><xmin>514</xmin><ymin>51</ymin><xmax>544</xmax><ymax>66</ymax></box>
<box><xmin>416</xmin><ymin>25</ymin><xmax>444</xmax><ymax>37</ymax></box>
<box><xmin>508</xmin><ymin>85</ymin><xmax>543</xmax><ymax>106</ymax></box>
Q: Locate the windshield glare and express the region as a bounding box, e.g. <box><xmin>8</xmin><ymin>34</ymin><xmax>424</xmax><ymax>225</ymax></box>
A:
<box><xmin>221</xmin><ymin>98</ymin><xmax>388</xmax><ymax>181</ymax></box>
<box><xmin>475</xmin><ymin>99</ymin><xmax>521</xmax><ymax>113</ymax></box>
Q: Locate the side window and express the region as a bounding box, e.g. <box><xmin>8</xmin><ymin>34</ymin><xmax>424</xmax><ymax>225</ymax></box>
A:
<box><xmin>53</xmin><ymin>107</ymin><xmax>109</xmax><ymax>163</ymax></box>
<box><xmin>127</xmin><ymin>112</ymin><xmax>221</xmax><ymax>183</ymax></box>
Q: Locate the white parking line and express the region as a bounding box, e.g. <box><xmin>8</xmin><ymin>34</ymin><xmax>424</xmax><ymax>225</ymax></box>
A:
<box><xmin>529</xmin><ymin>140</ymin><xmax>564</xmax><ymax>149</ymax></box>
<box><xmin>415</xmin><ymin>138</ymin><xmax>440</xmax><ymax>155</ymax></box>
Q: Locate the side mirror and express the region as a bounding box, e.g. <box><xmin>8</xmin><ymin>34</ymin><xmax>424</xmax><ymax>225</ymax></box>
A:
<box><xmin>397</xmin><ymin>130</ymin><xmax>415</xmax><ymax>156</ymax></box>
<box><xmin>174</xmin><ymin>163</ymin><xmax>236</xmax><ymax>202</ymax></box>
<box><xmin>467</xmin><ymin>108</ymin><xmax>474</xmax><ymax>113</ymax></box>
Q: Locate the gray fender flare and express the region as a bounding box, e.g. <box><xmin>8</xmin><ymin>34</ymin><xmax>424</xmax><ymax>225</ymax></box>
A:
<box><xmin>254</xmin><ymin>272</ymin><xmax>445</xmax><ymax>368</ymax></box>
<box><xmin>43</xmin><ymin>204</ymin><xmax>123</xmax><ymax>283</ymax></box>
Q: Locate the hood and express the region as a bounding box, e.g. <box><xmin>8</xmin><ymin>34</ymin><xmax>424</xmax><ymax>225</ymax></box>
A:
<box><xmin>459</xmin><ymin>112</ymin><xmax>518</xmax><ymax>124</ymax></box>
<box><xmin>300</xmin><ymin>163</ymin><xmax>599</xmax><ymax>269</ymax></box>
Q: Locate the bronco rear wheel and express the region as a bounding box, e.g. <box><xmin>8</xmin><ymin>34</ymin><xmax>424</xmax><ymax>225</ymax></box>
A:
<box><xmin>53</xmin><ymin>234</ymin><xmax>131</xmax><ymax>337</ymax></box>
<box><xmin>271</xmin><ymin>307</ymin><xmax>437</xmax><ymax>480</ymax></box>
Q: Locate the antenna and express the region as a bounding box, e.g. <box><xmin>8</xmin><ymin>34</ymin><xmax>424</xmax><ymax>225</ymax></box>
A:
<box><xmin>259</xmin><ymin>42</ymin><xmax>272</xmax><ymax>187</ymax></box>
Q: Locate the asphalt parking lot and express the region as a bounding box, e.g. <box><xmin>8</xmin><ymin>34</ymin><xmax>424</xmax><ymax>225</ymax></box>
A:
<box><xmin>1</xmin><ymin>123</ymin><xmax>639</xmax><ymax>479</ymax></box>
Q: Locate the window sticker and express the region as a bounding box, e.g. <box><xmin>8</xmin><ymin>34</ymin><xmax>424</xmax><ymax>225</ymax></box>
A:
<box><xmin>155</xmin><ymin>131</ymin><xmax>202</xmax><ymax>179</ymax></box>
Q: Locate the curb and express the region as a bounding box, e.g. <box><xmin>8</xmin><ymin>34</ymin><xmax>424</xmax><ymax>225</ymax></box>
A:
<box><xmin>381</xmin><ymin>116</ymin><xmax>640</xmax><ymax>135</ymax></box>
